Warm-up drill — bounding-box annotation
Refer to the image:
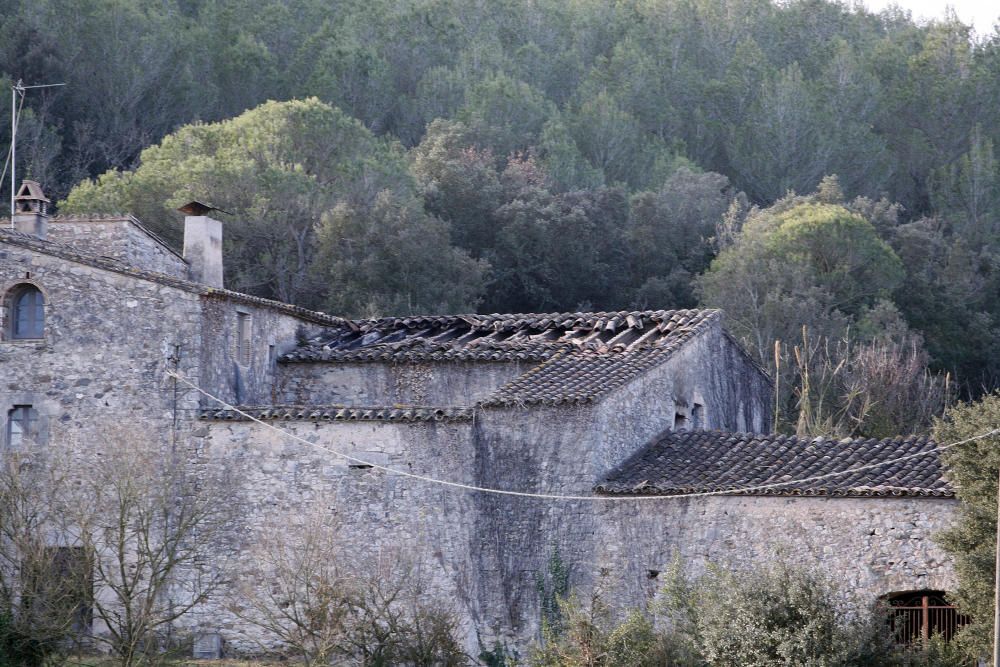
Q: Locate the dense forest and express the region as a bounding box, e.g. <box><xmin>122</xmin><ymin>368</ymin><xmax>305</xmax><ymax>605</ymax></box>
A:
<box><xmin>3</xmin><ymin>0</ymin><xmax>1000</xmax><ymax>433</ymax></box>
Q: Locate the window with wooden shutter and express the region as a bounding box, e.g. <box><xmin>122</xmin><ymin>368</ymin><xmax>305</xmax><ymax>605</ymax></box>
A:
<box><xmin>236</xmin><ymin>312</ymin><xmax>252</xmax><ymax>366</ymax></box>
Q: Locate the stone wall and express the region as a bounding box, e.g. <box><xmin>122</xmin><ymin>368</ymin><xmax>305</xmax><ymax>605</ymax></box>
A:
<box><xmin>0</xmin><ymin>240</ymin><xmax>333</xmax><ymax>647</ymax></box>
<box><xmin>188</xmin><ymin>417</ymin><xmax>483</xmax><ymax>653</ymax></box>
<box><xmin>197</xmin><ymin>296</ymin><xmax>320</xmax><ymax>406</ymax></box>
<box><xmin>596</xmin><ymin>495</ymin><xmax>958</xmax><ymax>611</ymax></box>
<box><xmin>277</xmin><ymin>360</ymin><xmax>527</xmax><ymax>406</ymax></box>
<box><xmin>47</xmin><ymin>217</ymin><xmax>188</xmax><ymax>279</ymax></box>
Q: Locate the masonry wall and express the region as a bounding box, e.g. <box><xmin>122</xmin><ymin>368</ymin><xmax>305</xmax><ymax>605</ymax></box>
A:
<box><xmin>595</xmin><ymin>495</ymin><xmax>958</xmax><ymax>612</ymax></box>
<box><xmin>47</xmin><ymin>218</ymin><xmax>188</xmax><ymax>279</ymax></box>
<box><xmin>198</xmin><ymin>297</ymin><xmax>321</xmax><ymax>406</ymax></box>
<box><xmin>0</xmin><ymin>242</ymin><xmax>203</xmax><ymax>436</ymax></box>
<box><xmin>0</xmin><ymin>241</ymin><xmax>209</xmax><ymax>642</ymax></box>
<box><xmin>188</xmin><ymin>417</ymin><xmax>483</xmax><ymax>653</ymax></box>
<box><xmin>277</xmin><ymin>360</ymin><xmax>526</xmax><ymax>406</ymax></box>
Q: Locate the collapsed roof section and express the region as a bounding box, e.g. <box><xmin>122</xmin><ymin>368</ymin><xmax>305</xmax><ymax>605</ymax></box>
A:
<box><xmin>283</xmin><ymin>309</ymin><xmax>722</xmax><ymax>406</ymax></box>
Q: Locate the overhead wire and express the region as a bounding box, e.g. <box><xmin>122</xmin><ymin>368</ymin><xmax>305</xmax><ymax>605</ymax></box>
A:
<box><xmin>1</xmin><ymin>85</ymin><xmax>25</xmax><ymax>213</ymax></box>
<box><xmin>166</xmin><ymin>369</ymin><xmax>999</xmax><ymax>502</ymax></box>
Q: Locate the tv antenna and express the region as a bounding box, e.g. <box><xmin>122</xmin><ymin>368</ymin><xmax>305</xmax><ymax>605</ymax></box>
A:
<box><xmin>6</xmin><ymin>80</ymin><xmax>65</xmax><ymax>220</ymax></box>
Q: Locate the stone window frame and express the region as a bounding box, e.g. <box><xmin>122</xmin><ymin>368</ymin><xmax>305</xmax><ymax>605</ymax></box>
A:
<box><xmin>1</xmin><ymin>279</ymin><xmax>49</xmax><ymax>342</ymax></box>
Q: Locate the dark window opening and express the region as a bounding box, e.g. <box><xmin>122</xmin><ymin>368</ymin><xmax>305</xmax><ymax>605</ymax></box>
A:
<box><xmin>674</xmin><ymin>412</ymin><xmax>688</xmax><ymax>430</ymax></box>
<box><xmin>348</xmin><ymin>463</ymin><xmax>374</xmax><ymax>470</ymax></box>
<box><xmin>647</xmin><ymin>569</ymin><xmax>660</xmax><ymax>580</ymax></box>
<box><xmin>27</xmin><ymin>547</ymin><xmax>93</xmax><ymax>636</ymax></box>
<box><xmin>8</xmin><ymin>284</ymin><xmax>44</xmax><ymax>339</ymax></box>
<box><xmin>7</xmin><ymin>405</ymin><xmax>38</xmax><ymax>449</ymax></box>
<box><xmin>692</xmin><ymin>403</ymin><xmax>705</xmax><ymax>429</ymax></box>
<box><xmin>885</xmin><ymin>590</ymin><xmax>968</xmax><ymax>645</ymax></box>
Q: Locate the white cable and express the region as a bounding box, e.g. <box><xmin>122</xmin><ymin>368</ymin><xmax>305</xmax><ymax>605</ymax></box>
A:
<box><xmin>1</xmin><ymin>87</ymin><xmax>25</xmax><ymax>214</ymax></box>
<box><xmin>167</xmin><ymin>369</ymin><xmax>998</xmax><ymax>502</ymax></box>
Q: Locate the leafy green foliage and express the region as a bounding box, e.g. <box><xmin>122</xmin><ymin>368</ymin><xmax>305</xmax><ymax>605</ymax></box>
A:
<box><xmin>530</xmin><ymin>593</ymin><xmax>679</xmax><ymax>667</ymax></box>
<box><xmin>4</xmin><ymin>0</ymin><xmax>999</xmax><ymax>396</ymax></box>
<box><xmin>699</xmin><ymin>195</ymin><xmax>904</xmax><ymax>362</ymax></box>
<box><xmin>62</xmin><ymin>99</ymin><xmax>482</xmax><ymax>315</ymax></box>
<box><xmin>660</xmin><ymin>561</ymin><xmax>898</xmax><ymax>666</ymax></box>
<box><xmin>934</xmin><ymin>394</ymin><xmax>1000</xmax><ymax>659</ymax></box>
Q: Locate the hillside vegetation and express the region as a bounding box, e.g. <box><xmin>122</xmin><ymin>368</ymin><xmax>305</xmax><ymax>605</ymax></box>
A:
<box><xmin>3</xmin><ymin>0</ymin><xmax>999</xmax><ymax>429</ymax></box>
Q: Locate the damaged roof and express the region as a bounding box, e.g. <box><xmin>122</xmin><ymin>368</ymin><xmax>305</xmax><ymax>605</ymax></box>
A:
<box><xmin>284</xmin><ymin>309</ymin><xmax>718</xmax><ymax>363</ymax></box>
<box><xmin>284</xmin><ymin>309</ymin><xmax>723</xmax><ymax>406</ymax></box>
<box><xmin>596</xmin><ymin>429</ymin><xmax>952</xmax><ymax>497</ymax></box>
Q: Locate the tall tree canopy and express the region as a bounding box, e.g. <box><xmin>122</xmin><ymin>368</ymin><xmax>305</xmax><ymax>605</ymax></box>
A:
<box><xmin>62</xmin><ymin>98</ymin><xmax>485</xmax><ymax>314</ymax></box>
<box><xmin>1</xmin><ymin>0</ymin><xmax>996</xmax><ymax>399</ymax></box>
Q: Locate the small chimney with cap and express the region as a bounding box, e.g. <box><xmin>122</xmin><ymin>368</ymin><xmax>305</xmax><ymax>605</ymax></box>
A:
<box><xmin>12</xmin><ymin>179</ymin><xmax>50</xmax><ymax>239</ymax></box>
<box><xmin>180</xmin><ymin>200</ymin><xmax>226</xmax><ymax>289</ymax></box>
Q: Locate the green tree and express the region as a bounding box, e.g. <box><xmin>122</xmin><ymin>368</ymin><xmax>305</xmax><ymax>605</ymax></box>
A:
<box><xmin>61</xmin><ymin>98</ymin><xmax>419</xmax><ymax>309</ymax></box>
<box><xmin>410</xmin><ymin>119</ymin><xmax>504</xmax><ymax>255</ymax></box>
<box><xmin>458</xmin><ymin>73</ymin><xmax>554</xmax><ymax>159</ymax></box>
<box><xmin>934</xmin><ymin>394</ymin><xmax>1000</xmax><ymax>659</ymax></box>
<box><xmin>312</xmin><ymin>192</ymin><xmax>487</xmax><ymax>317</ymax></box>
<box><xmin>698</xmin><ymin>196</ymin><xmax>904</xmax><ymax>362</ymax></box>
<box><xmin>661</xmin><ymin>560</ymin><xmax>897</xmax><ymax>666</ymax></box>
<box><xmin>628</xmin><ymin>168</ymin><xmax>742</xmax><ymax>308</ymax></box>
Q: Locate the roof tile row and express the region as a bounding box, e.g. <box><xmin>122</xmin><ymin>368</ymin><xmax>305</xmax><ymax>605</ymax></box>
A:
<box><xmin>198</xmin><ymin>405</ymin><xmax>473</xmax><ymax>423</ymax></box>
<box><xmin>596</xmin><ymin>429</ymin><xmax>952</xmax><ymax>497</ymax></box>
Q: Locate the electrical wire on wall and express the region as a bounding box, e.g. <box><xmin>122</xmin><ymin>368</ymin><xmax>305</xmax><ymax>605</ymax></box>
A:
<box><xmin>166</xmin><ymin>369</ymin><xmax>999</xmax><ymax>502</ymax></box>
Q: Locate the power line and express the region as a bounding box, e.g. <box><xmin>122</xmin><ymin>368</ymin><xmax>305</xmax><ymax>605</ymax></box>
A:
<box><xmin>2</xmin><ymin>87</ymin><xmax>25</xmax><ymax>223</ymax></box>
<box><xmin>166</xmin><ymin>369</ymin><xmax>999</xmax><ymax>502</ymax></box>
<box><xmin>8</xmin><ymin>80</ymin><xmax>65</xmax><ymax>219</ymax></box>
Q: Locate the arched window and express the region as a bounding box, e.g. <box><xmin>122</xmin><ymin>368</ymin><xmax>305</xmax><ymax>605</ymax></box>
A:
<box><xmin>7</xmin><ymin>284</ymin><xmax>45</xmax><ymax>339</ymax></box>
<box><xmin>884</xmin><ymin>590</ymin><xmax>968</xmax><ymax>644</ymax></box>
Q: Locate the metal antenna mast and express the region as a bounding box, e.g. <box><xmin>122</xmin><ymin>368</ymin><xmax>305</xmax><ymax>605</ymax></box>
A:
<box><xmin>9</xmin><ymin>80</ymin><xmax>65</xmax><ymax>219</ymax></box>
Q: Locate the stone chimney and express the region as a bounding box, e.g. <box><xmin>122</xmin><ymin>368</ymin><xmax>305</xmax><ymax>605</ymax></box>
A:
<box><xmin>12</xmin><ymin>180</ymin><xmax>50</xmax><ymax>239</ymax></box>
<box><xmin>180</xmin><ymin>201</ymin><xmax>224</xmax><ymax>288</ymax></box>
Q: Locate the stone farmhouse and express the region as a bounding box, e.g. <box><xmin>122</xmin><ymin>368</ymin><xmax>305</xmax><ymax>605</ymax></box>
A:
<box><xmin>0</xmin><ymin>180</ymin><xmax>961</xmax><ymax>656</ymax></box>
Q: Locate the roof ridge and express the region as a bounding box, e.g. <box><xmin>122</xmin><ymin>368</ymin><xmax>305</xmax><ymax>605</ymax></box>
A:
<box><xmin>199</xmin><ymin>404</ymin><xmax>474</xmax><ymax>423</ymax></box>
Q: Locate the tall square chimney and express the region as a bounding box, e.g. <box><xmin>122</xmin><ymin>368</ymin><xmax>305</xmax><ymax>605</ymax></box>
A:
<box><xmin>180</xmin><ymin>201</ymin><xmax>224</xmax><ymax>288</ymax></box>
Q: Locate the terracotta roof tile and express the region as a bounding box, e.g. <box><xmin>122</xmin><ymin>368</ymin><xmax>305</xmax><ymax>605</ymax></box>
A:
<box><xmin>284</xmin><ymin>309</ymin><xmax>718</xmax><ymax>362</ymax></box>
<box><xmin>285</xmin><ymin>309</ymin><xmax>720</xmax><ymax>406</ymax></box>
<box><xmin>199</xmin><ymin>405</ymin><xmax>473</xmax><ymax>422</ymax></box>
<box><xmin>595</xmin><ymin>429</ymin><xmax>952</xmax><ymax>497</ymax></box>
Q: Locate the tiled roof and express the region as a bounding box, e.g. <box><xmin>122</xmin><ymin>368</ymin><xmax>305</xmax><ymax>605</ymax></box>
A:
<box><xmin>596</xmin><ymin>430</ymin><xmax>952</xmax><ymax>497</ymax></box>
<box><xmin>285</xmin><ymin>309</ymin><xmax>718</xmax><ymax>363</ymax></box>
<box><xmin>0</xmin><ymin>227</ymin><xmax>344</xmax><ymax>326</ymax></box>
<box><xmin>199</xmin><ymin>405</ymin><xmax>473</xmax><ymax>422</ymax></box>
<box><xmin>284</xmin><ymin>309</ymin><xmax>721</xmax><ymax>406</ymax></box>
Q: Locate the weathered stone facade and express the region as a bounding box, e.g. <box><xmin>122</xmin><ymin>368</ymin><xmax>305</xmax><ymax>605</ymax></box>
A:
<box><xmin>0</xmin><ymin>195</ymin><xmax>960</xmax><ymax>658</ymax></box>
